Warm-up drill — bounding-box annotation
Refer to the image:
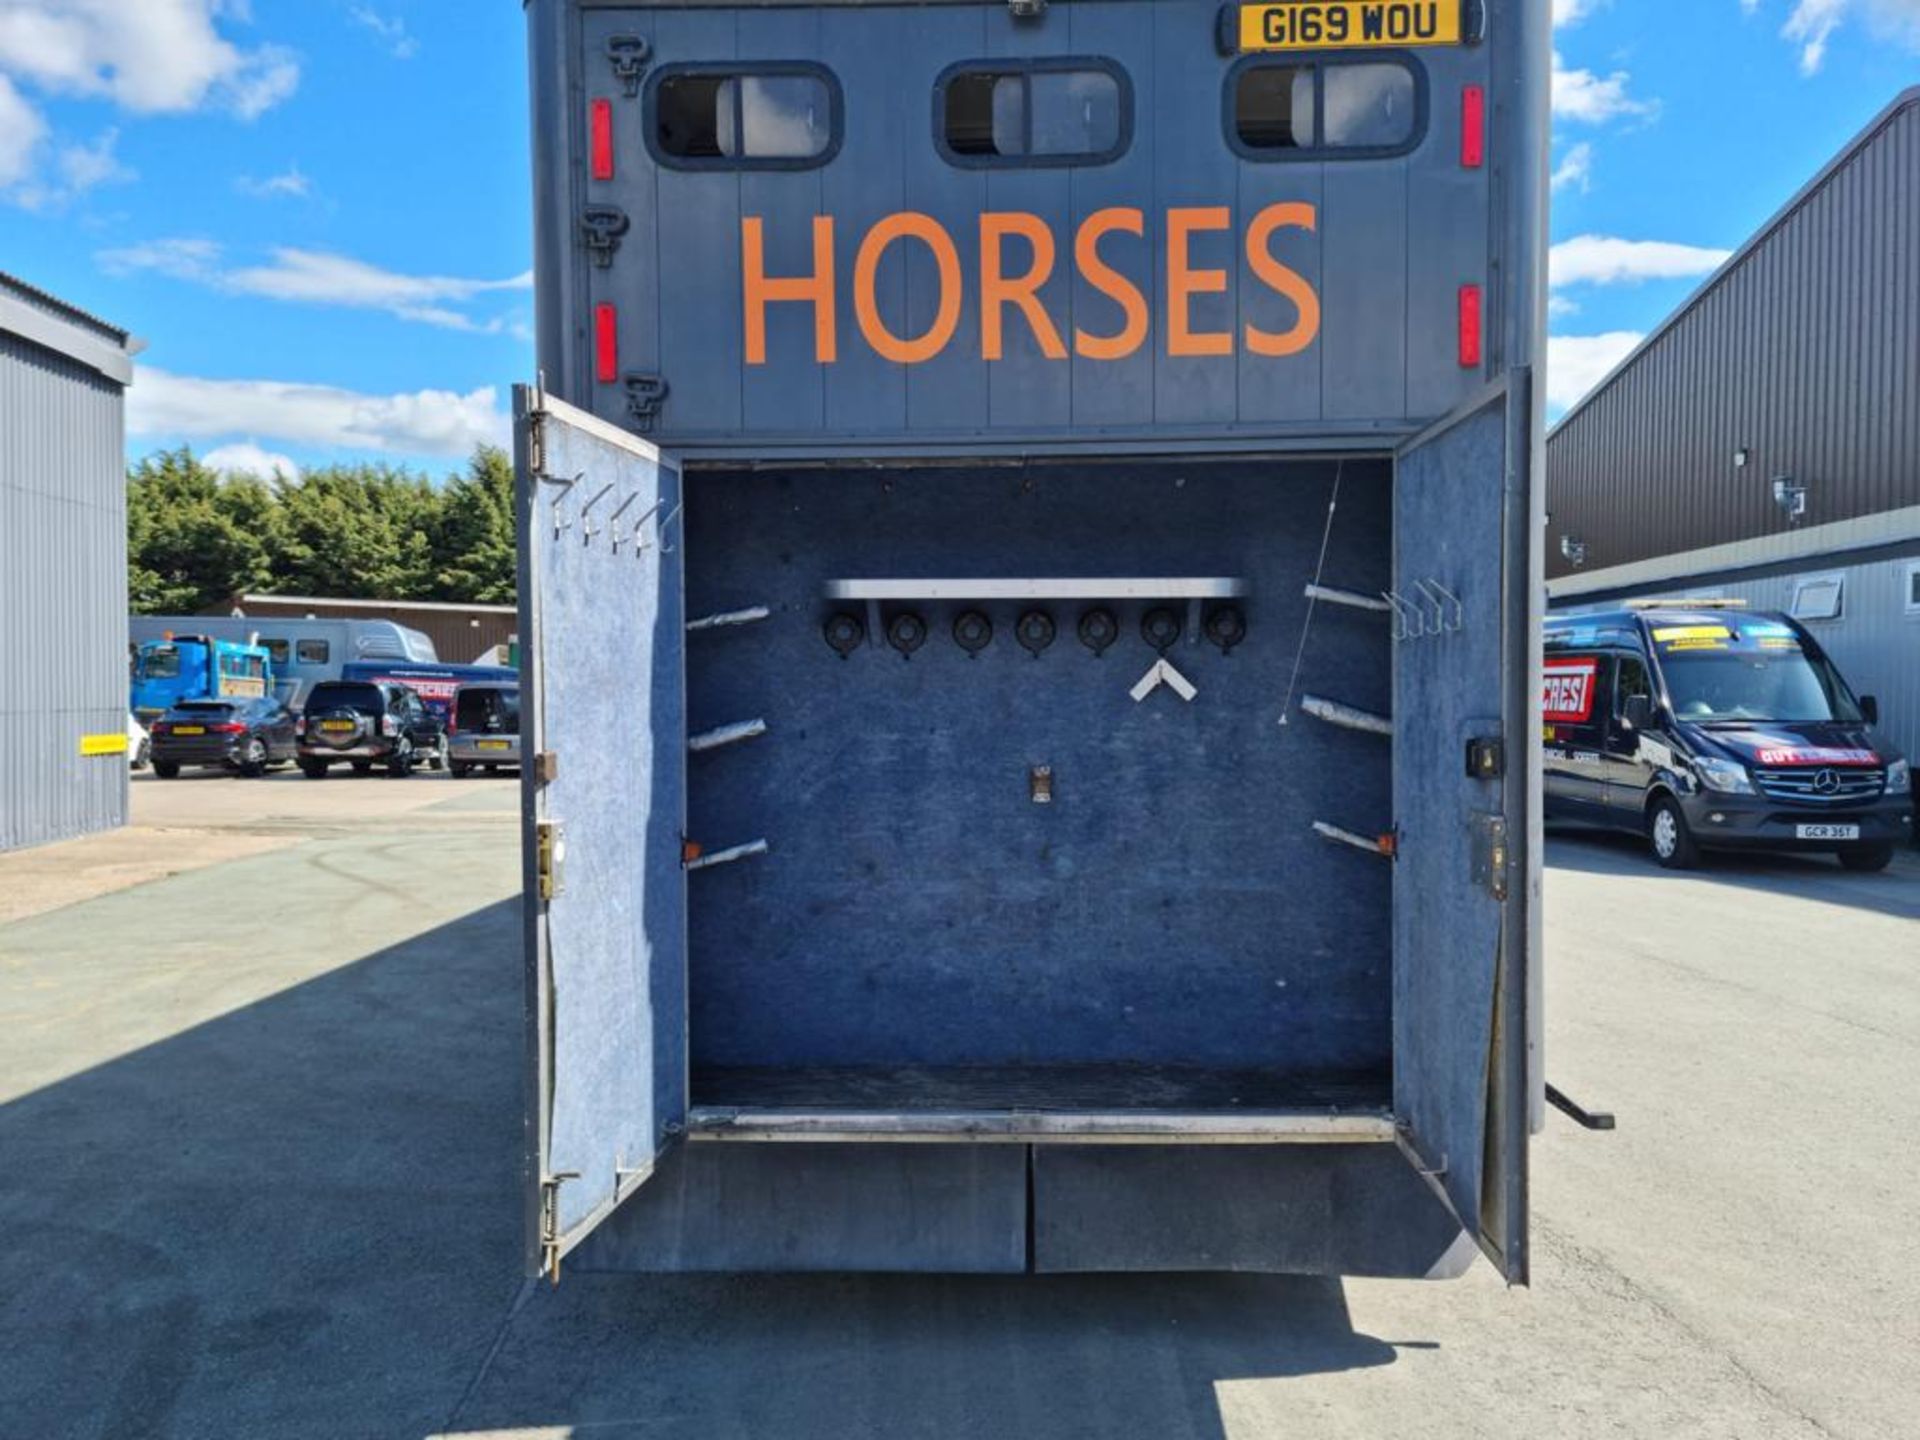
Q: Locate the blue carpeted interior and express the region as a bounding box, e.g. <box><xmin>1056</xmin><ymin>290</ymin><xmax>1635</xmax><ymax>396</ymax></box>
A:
<box><xmin>681</xmin><ymin>458</ymin><xmax>1393</xmax><ymax>1098</ymax></box>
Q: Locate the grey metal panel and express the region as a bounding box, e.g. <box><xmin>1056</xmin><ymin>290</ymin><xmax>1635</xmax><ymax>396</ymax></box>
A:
<box><xmin>0</xmin><ymin>327</ymin><xmax>128</xmax><ymax>853</ymax></box>
<box><xmin>900</xmin><ymin>3</ymin><xmax>991</xmax><ymax>432</ymax></box>
<box><xmin>653</xmin><ymin>7</ymin><xmax>747</xmax><ymax>435</ymax></box>
<box><xmin>541</xmin><ymin>0</ymin><xmax>1509</xmax><ymax>450</ymax></box>
<box><xmin>519</xmin><ymin>390</ymin><xmax>688</xmax><ymax>1259</ymax></box>
<box><xmin>567</xmin><ymin>1141</ymin><xmax>1028</xmax><ymax>1272</ymax></box>
<box><xmin>1033</xmin><ymin>1144</ymin><xmax>1467</xmax><ymax>1277</ymax></box>
<box><xmin>819</xmin><ymin>4</ymin><xmax>910</xmax><ymax>431</ymax></box>
<box><xmin>1149</xmin><ymin>0</ymin><xmax>1237</xmax><ymax>426</ymax></box>
<box><xmin>1068</xmin><ymin>2</ymin><xmax>1158</xmax><ymax>429</ymax></box>
<box><xmin>1392</xmin><ymin>390</ymin><xmax>1521</xmax><ymax>1278</ymax></box>
<box><xmin>1548</xmin><ymin>91</ymin><xmax>1920</xmax><ymax>578</ymax></box>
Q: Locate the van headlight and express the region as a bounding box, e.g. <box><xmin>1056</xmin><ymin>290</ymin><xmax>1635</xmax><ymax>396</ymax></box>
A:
<box><xmin>1887</xmin><ymin>758</ymin><xmax>1911</xmax><ymax>793</ymax></box>
<box><xmin>1694</xmin><ymin>756</ymin><xmax>1754</xmax><ymax>794</ymax></box>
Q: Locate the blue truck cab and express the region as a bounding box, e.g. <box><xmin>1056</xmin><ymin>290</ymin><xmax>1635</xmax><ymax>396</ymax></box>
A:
<box><xmin>1544</xmin><ymin>605</ymin><xmax>1912</xmax><ymax>871</ymax></box>
<box><xmin>130</xmin><ymin>635</ymin><xmax>275</xmax><ymax>724</ymax></box>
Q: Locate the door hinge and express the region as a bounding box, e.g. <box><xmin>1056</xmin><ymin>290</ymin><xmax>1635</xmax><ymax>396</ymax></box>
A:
<box><xmin>526</xmin><ymin>411</ymin><xmax>546</xmax><ymax>477</ymax></box>
<box><xmin>581</xmin><ymin>205</ymin><xmax>630</xmax><ymax>267</ymax></box>
<box><xmin>606</xmin><ymin>33</ymin><xmax>651</xmax><ymax>97</ymax></box>
<box><xmin>1470</xmin><ymin>813</ymin><xmax>1509</xmax><ymax>901</ymax></box>
<box><xmin>623</xmin><ymin>372</ymin><xmax>670</xmax><ymax>432</ymax></box>
<box><xmin>538</xmin><ymin>1171</ymin><xmax>578</xmax><ymax>1284</ymax></box>
<box><xmin>537</xmin><ymin>819</ymin><xmax>566</xmax><ymax>901</ymax></box>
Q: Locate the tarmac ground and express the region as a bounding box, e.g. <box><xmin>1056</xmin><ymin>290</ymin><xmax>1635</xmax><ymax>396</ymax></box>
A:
<box><xmin>1</xmin><ymin>770</ymin><xmax>1915</xmax><ymax>1439</ymax></box>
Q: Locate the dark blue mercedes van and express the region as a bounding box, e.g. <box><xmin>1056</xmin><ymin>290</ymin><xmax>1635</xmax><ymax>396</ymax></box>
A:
<box><xmin>1543</xmin><ymin>604</ymin><xmax>1911</xmax><ymax>870</ymax></box>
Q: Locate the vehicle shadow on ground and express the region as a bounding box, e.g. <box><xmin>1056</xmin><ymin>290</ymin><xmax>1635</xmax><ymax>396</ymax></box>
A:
<box><xmin>0</xmin><ymin>899</ymin><xmax>1415</xmax><ymax>1440</ymax></box>
<box><xmin>1545</xmin><ymin>829</ymin><xmax>1920</xmax><ymax>923</ymax></box>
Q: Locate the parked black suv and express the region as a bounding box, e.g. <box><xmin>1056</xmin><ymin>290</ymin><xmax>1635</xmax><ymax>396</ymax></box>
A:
<box><xmin>149</xmin><ymin>696</ymin><xmax>298</xmax><ymax>778</ymax></box>
<box><xmin>297</xmin><ymin>680</ymin><xmax>447</xmax><ymax>778</ymax></box>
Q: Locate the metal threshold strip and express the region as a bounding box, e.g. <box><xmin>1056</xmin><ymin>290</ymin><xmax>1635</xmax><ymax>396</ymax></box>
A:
<box><xmin>686</xmin><ymin>1107</ymin><xmax>1397</xmax><ymax>1144</ymax></box>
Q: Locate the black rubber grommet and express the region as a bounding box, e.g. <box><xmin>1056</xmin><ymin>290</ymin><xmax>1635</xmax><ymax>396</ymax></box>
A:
<box><xmin>1141</xmin><ymin>607</ymin><xmax>1182</xmax><ymax>653</ymax></box>
<box><xmin>1016</xmin><ymin>609</ymin><xmax>1055</xmax><ymax>656</ymax></box>
<box><xmin>824</xmin><ymin>612</ymin><xmax>865</xmax><ymax>657</ymax></box>
<box><xmin>953</xmin><ymin>610</ymin><xmax>993</xmax><ymax>655</ymax></box>
<box><xmin>887</xmin><ymin>611</ymin><xmax>928</xmax><ymax>656</ymax></box>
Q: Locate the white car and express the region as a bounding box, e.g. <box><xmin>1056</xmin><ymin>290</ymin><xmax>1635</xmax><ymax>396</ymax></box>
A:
<box><xmin>128</xmin><ymin>712</ymin><xmax>151</xmax><ymax>771</ymax></box>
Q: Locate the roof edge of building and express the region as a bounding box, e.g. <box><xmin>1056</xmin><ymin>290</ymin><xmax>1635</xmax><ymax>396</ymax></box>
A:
<box><xmin>1548</xmin><ymin>503</ymin><xmax>1920</xmax><ymax>599</ymax></box>
<box><xmin>0</xmin><ymin>272</ymin><xmax>136</xmax><ymax>386</ymax></box>
<box><xmin>1547</xmin><ymin>86</ymin><xmax>1920</xmax><ymax>441</ymax></box>
<box><xmin>232</xmin><ymin>593</ymin><xmax>518</xmax><ymax>615</ymax></box>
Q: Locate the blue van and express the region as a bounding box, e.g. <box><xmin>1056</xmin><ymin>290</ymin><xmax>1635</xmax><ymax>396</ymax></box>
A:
<box><xmin>1544</xmin><ymin>605</ymin><xmax>1911</xmax><ymax>870</ymax></box>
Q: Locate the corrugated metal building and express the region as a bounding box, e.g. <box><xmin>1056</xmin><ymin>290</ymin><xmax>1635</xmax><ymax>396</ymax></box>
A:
<box><xmin>0</xmin><ymin>274</ymin><xmax>139</xmax><ymax>852</ymax></box>
<box><xmin>1547</xmin><ymin>89</ymin><xmax>1920</xmax><ymax>768</ymax></box>
<box><xmin>211</xmin><ymin>593</ymin><xmax>518</xmax><ymax>665</ymax></box>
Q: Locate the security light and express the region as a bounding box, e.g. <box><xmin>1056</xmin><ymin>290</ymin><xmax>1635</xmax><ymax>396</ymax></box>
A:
<box><xmin>1771</xmin><ymin>476</ymin><xmax>1807</xmax><ymax>521</ymax></box>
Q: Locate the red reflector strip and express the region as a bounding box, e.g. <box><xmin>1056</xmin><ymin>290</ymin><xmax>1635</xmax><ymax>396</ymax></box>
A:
<box><xmin>590</xmin><ymin>99</ymin><xmax>615</xmax><ymax>181</ymax></box>
<box><xmin>595</xmin><ymin>303</ymin><xmax>619</xmax><ymax>383</ymax></box>
<box><xmin>1458</xmin><ymin>285</ymin><xmax>1483</xmax><ymax>369</ymax></box>
<box><xmin>1461</xmin><ymin>86</ymin><xmax>1485</xmax><ymax>169</ymax></box>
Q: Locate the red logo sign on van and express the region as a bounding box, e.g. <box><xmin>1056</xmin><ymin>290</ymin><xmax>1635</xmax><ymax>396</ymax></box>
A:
<box><xmin>1542</xmin><ymin>659</ymin><xmax>1598</xmax><ymax>724</ymax></box>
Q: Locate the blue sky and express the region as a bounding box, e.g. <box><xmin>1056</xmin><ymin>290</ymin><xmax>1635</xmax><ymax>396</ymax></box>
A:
<box><xmin>1</xmin><ymin>0</ymin><xmax>1916</xmax><ymax>476</ymax></box>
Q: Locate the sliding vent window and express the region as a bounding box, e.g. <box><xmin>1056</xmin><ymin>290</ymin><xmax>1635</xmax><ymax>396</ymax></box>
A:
<box><xmin>1231</xmin><ymin>57</ymin><xmax>1424</xmax><ymax>160</ymax></box>
<box><xmin>940</xmin><ymin>61</ymin><xmax>1128</xmax><ymax>166</ymax></box>
<box><xmin>651</xmin><ymin>65</ymin><xmax>840</xmax><ymax>169</ymax></box>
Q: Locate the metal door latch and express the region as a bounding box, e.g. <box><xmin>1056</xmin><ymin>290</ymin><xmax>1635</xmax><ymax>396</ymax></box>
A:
<box><xmin>1466</xmin><ymin>736</ymin><xmax>1505</xmax><ymax>779</ymax></box>
<box><xmin>581</xmin><ymin>206</ymin><xmax>630</xmax><ymax>266</ymax></box>
<box><xmin>624</xmin><ymin>373</ymin><xmax>669</xmax><ymax>431</ymax></box>
<box><xmin>606</xmin><ymin>34</ymin><xmax>651</xmax><ymax>96</ymax></box>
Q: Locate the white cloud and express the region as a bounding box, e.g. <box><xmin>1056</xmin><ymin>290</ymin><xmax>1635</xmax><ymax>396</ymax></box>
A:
<box><xmin>0</xmin><ymin>74</ymin><xmax>47</xmax><ymax>186</ymax></box>
<box><xmin>236</xmin><ymin>164</ymin><xmax>311</xmax><ymax>199</ymax></box>
<box><xmin>0</xmin><ymin>1</ymin><xmax>298</xmax><ymax>117</ymax></box>
<box><xmin>1773</xmin><ymin>0</ymin><xmax>1920</xmax><ymax>72</ymax></box>
<box><xmin>1549</xmin><ymin>234</ymin><xmax>1733</xmax><ymax>287</ymax></box>
<box><xmin>129</xmin><ymin>367</ymin><xmax>509</xmax><ymax>457</ymax></box>
<box><xmin>1548</xmin><ymin>295</ymin><xmax>1581</xmax><ymax>318</ymax></box>
<box><xmin>98</xmin><ymin>239</ymin><xmax>532</xmax><ymax>332</ymax></box>
<box><xmin>1553</xmin><ymin>0</ymin><xmax>1604</xmax><ymax>25</ymax></box>
<box><xmin>202</xmin><ymin>440</ymin><xmax>300</xmax><ymax>479</ymax></box>
<box><xmin>1551</xmin><ymin>50</ymin><xmax>1656</xmax><ymax>123</ymax></box>
<box><xmin>0</xmin><ymin>2</ymin><xmax>297</xmax><ymax>205</ymax></box>
<box><xmin>1547</xmin><ymin>332</ymin><xmax>1645</xmax><ymax>411</ymax></box>
<box><xmin>1551</xmin><ymin>141</ymin><xmax>1594</xmax><ymax>193</ymax></box>
<box><xmin>350</xmin><ymin>5</ymin><xmax>417</xmax><ymax>59</ymax></box>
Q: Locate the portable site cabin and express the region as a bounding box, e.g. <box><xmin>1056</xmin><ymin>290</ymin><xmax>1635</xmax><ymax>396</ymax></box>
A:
<box><xmin>518</xmin><ymin>0</ymin><xmax>1549</xmax><ymax>1280</ymax></box>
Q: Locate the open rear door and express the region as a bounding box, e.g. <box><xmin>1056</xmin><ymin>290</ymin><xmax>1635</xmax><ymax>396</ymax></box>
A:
<box><xmin>1391</xmin><ymin>380</ymin><xmax>1532</xmax><ymax>1284</ymax></box>
<box><xmin>518</xmin><ymin>385</ymin><xmax>687</xmax><ymax>1279</ymax></box>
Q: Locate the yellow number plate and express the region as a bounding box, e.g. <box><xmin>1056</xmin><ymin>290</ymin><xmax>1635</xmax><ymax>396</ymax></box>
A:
<box><xmin>1239</xmin><ymin>0</ymin><xmax>1461</xmax><ymax>51</ymax></box>
<box><xmin>172</xmin><ymin>725</ymin><xmax>206</xmax><ymax>736</ymax></box>
<box><xmin>321</xmin><ymin>720</ymin><xmax>357</xmax><ymax>732</ymax></box>
<box><xmin>477</xmin><ymin>740</ymin><xmax>512</xmax><ymax>751</ymax></box>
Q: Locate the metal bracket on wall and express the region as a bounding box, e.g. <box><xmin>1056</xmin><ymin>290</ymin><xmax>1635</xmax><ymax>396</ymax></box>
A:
<box><xmin>1384</xmin><ymin>580</ymin><xmax>1464</xmax><ymax>642</ymax></box>
<box><xmin>1305</xmin><ymin>583</ymin><xmax>1392</xmax><ymax>614</ymax></box>
<box><xmin>689</xmin><ymin>719</ymin><xmax>767</xmax><ymax>753</ymax></box>
<box><xmin>1312</xmin><ymin>821</ymin><xmax>1397</xmax><ymax>859</ymax></box>
<box><xmin>685</xmin><ymin>838</ymin><xmax>771</xmax><ymax>872</ymax></box>
<box><xmin>687</xmin><ymin>606</ymin><xmax>770</xmax><ymax>633</ymax></box>
<box><xmin>539</xmin><ymin>469</ymin><xmax>582</xmax><ymax>539</ymax></box>
<box><xmin>606</xmin><ymin>34</ymin><xmax>651</xmax><ymax>96</ymax></box>
<box><xmin>1300</xmin><ymin>695</ymin><xmax>1393</xmax><ymax>737</ymax></box>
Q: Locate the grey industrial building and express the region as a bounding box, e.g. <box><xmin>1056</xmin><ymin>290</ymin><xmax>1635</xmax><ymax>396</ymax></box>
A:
<box><xmin>0</xmin><ymin>274</ymin><xmax>139</xmax><ymax>852</ymax></box>
<box><xmin>1547</xmin><ymin>88</ymin><xmax>1920</xmax><ymax>770</ymax></box>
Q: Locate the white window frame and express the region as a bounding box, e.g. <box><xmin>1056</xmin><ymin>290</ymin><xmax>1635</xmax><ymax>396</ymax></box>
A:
<box><xmin>1789</xmin><ymin>572</ymin><xmax>1846</xmax><ymax>623</ymax></box>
